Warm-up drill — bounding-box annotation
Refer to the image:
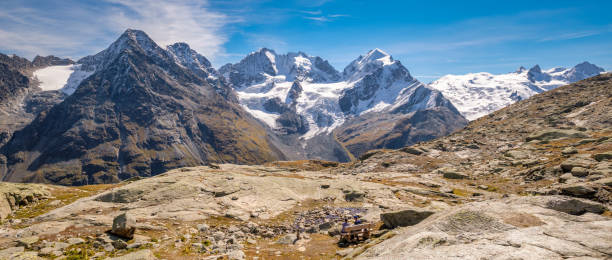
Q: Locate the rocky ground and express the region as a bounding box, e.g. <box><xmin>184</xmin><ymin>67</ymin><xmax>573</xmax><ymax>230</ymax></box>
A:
<box><xmin>0</xmin><ymin>75</ymin><xmax>609</xmax><ymax>259</ymax></box>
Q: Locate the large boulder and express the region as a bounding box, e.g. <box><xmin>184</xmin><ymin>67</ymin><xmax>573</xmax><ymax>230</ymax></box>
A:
<box><xmin>526</xmin><ymin>129</ymin><xmax>589</xmax><ymax>142</ymax></box>
<box><xmin>560</xmin><ymin>184</ymin><xmax>597</xmax><ymax>199</ymax></box>
<box><xmin>111</xmin><ymin>213</ymin><xmax>136</xmax><ymax>239</ymax></box>
<box><xmin>594</xmin><ymin>152</ymin><xmax>612</xmax><ymax>162</ymax></box>
<box><xmin>381</xmin><ymin>209</ymin><xmax>435</xmax><ymax>228</ymax></box>
<box><xmin>561</xmin><ymin>155</ymin><xmax>596</xmax><ymax>172</ymax></box>
<box><xmin>438</xmin><ymin>168</ymin><xmax>468</xmax><ymax>179</ymax></box>
<box><xmin>545</xmin><ymin>196</ymin><xmax>606</xmax><ymax>215</ymax></box>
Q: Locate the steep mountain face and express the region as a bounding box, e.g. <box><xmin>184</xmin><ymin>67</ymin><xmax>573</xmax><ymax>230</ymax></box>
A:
<box><xmin>166</xmin><ymin>43</ymin><xmax>236</xmax><ymax>101</ymax></box>
<box><xmin>0</xmin><ymin>29</ymin><xmax>283</xmax><ymax>185</ymax></box>
<box><xmin>222</xmin><ymin>48</ymin><xmax>467</xmax><ymax>158</ymax></box>
<box><xmin>0</xmin><ymin>54</ymin><xmax>68</xmax><ymax>147</ymax></box>
<box><xmin>429</xmin><ymin>62</ymin><xmax>605</xmax><ymax>120</ymax></box>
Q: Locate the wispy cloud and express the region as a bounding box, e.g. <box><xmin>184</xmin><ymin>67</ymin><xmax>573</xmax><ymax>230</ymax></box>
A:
<box><xmin>300</xmin><ymin>10</ymin><xmax>322</xmax><ymax>15</ymax></box>
<box><xmin>106</xmin><ymin>0</ymin><xmax>228</xmax><ymax>59</ymax></box>
<box><xmin>538</xmin><ymin>30</ymin><xmax>604</xmax><ymax>42</ymax></box>
<box><xmin>0</xmin><ymin>0</ymin><xmax>230</xmax><ymax>60</ymax></box>
<box><xmin>302</xmin><ymin>13</ymin><xmax>348</xmax><ymax>23</ymax></box>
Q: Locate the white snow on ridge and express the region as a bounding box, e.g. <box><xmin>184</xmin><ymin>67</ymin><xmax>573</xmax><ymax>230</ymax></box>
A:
<box><xmin>231</xmin><ymin>48</ymin><xmax>450</xmax><ymax>140</ymax></box>
<box><xmin>429</xmin><ymin>63</ymin><xmax>604</xmax><ymax>121</ymax></box>
<box><xmin>33</xmin><ymin>65</ymin><xmax>74</xmax><ymax>91</ymax></box>
<box><xmin>33</xmin><ymin>64</ymin><xmax>93</xmax><ymax>95</ymax></box>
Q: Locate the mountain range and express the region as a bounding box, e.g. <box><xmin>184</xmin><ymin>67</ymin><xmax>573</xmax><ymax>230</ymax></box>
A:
<box><xmin>429</xmin><ymin>62</ymin><xmax>604</xmax><ymax>120</ymax></box>
<box><xmin>0</xmin><ymin>29</ymin><xmax>604</xmax><ymax>185</ymax></box>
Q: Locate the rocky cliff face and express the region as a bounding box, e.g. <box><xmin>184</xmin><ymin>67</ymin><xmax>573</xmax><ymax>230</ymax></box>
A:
<box><xmin>0</xmin><ymin>29</ymin><xmax>283</xmax><ymax>185</ymax></box>
<box><xmin>0</xmin><ymin>54</ymin><xmax>68</xmax><ymax>148</ymax></box>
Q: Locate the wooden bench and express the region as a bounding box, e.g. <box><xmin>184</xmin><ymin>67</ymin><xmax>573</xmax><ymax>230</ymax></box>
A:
<box><xmin>339</xmin><ymin>223</ymin><xmax>375</xmax><ymax>243</ymax></box>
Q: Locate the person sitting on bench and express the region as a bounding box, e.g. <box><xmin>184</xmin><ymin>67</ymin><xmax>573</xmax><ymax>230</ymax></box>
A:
<box><xmin>353</xmin><ymin>215</ymin><xmax>362</xmax><ymax>225</ymax></box>
<box><xmin>341</xmin><ymin>218</ymin><xmax>350</xmax><ymax>233</ymax></box>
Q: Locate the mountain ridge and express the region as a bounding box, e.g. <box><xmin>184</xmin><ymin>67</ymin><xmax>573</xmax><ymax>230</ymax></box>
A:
<box><xmin>429</xmin><ymin>62</ymin><xmax>605</xmax><ymax>120</ymax></box>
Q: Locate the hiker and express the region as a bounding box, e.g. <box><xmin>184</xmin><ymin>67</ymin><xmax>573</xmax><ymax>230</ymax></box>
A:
<box><xmin>353</xmin><ymin>215</ymin><xmax>362</xmax><ymax>225</ymax></box>
<box><xmin>341</xmin><ymin>218</ymin><xmax>351</xmax><ymax>242</ymax></box>
<box><xmin>341</xmin><ymin>218</ymin><xmax>350</xmax><ymax>233</ymax></box>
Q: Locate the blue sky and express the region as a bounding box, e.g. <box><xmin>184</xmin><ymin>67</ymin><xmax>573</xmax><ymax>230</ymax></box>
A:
<box><xmin>1</xmin><ymin>0</ymin><xmax>610</xmax><ymax>82</ymax></box>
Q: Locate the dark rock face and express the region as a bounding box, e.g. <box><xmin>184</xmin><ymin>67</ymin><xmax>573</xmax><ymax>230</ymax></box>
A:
<box><xmin>0</xmin><ymin>54</ymin><xmax>69</xmax><ymax>149</ymax></box>
<box><xmin>335</xmin><ymin>105</ymin><xmax>467</xmax><ymax>158</ymax></box>
<box><xmin>31</xmin><ymin>55</ymin><xmax>74</xmax><ymax>67</ymax></box>
<box><xmin>166</xmin><ymin>43</ymin><xmax>237</xmax><ymax>102</ymax></box>
<box><xmin>262</xmin><ymin>98</ymin><xmax>308</xmax><ymax>135</ymax></box>
<box><xmin>0</xmin><ymin>62</ymin><xmax>30</xmax><ymax>103</ymax></box>
<box><xmin>286</xmin><ymin>80</ymin><xmax>302</xmax><ymax>105</ymax></box>
<box><xmin>380</xmin><ymin>209</ymin><xmax>435</xmax><ymax>228</ymax></box>
<box><xmin>0</xmin><ymin>29</ymin><xmax>283</xmax><ymax>185</ymax></box>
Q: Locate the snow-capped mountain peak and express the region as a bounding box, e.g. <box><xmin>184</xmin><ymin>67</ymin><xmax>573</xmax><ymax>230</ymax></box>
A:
<box><xmin>342</xmin><ymin>48</ymin><xmax>396</xmax><ymax>82</ymax></box>
<box><xmin>429</xmin><ymin>62</ymin><xmax>605</xmax><ymax>120</ymax></box>
<box><xmin>78</xmin><ymin>29</ymin><xmax>166</xmax><ymax>73</ymax></box>
<box><xmin>227</xmin><ymin>48</ymin><xmax>458</xmax><ymax>141</ymax></box>
<box><xmin>219</xmin><ymin>48</ymin><xmax>340</xmax><ymax>88</ymax></box>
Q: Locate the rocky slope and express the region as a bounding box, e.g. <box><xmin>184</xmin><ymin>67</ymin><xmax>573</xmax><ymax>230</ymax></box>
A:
<box><xmin>0</xmin><ymin>74</ymin><xmax>608</xmax><ymax>259</ymax></box>
<box><xmin>222</xmin><ymin>48</ymin><xmax>467</xmax><ymax>159</ymax></box>
<box><xmin>430</xmin><ymin>62</ymin><xmax>605</xmax><ymax>120</ymax></box>
<box><xmin>0</xmin><ymin>29</ymin><xmax>284</xmax><ymax>185</ymax></box>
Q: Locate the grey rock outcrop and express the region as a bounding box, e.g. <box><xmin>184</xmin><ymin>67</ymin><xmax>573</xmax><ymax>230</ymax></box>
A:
<box><xmin>111</xmin><ymin>212</ymin><xmax>136</xmax><ymax>239</ymax></box>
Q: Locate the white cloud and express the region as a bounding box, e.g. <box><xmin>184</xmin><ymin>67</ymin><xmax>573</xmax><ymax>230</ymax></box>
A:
<box><xmin>105</xmin><ymin>0</ymin><xmax>228</xmax><ymax>59</ymax></box>
<box><xmin>0</xmin><ymin>0</ymin><xmax>229</xmax><ymax>60</ymax></box>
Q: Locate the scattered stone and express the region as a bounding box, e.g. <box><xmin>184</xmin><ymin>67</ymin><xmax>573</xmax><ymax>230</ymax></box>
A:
<box><xmin>276</xmin><ymin>234</ymin><xmax>297</xmax><ymax>245</ymax></box>
<box><xmin>504</xmin><ymin>150</ymin><xmax>530</xmax><ymax>159</ymax></box>
<box><xmin>67</xmin><ymin>237</ymin><xmax>85</xmax><ymax>245</ymax></box>
<box><xmin>561</xmin><ymin>156</ymin><xmax>595</xmax><ymax>172</ymax></box>
<box><xmin>560</xmin><ymin>185</ymin><xmax>597</xmax><ymax>198</ymax></box>
<box><xmin>39</xmin><ymin>247</ymin><xmax>63</xmax><ymax>257</ymax></box>
<box><xmin>570</xmin><ymin>167</ymin><xmax>589</xmax><ymax>177</ymax></box>
<box><xmin>336</xmin><ymin>248</ymin><xmax>353</xmax><ymax>257</ymax></box>
<box><xmin>111</xmin><ymin>212</ymin><xmax>136</xmax><ymax>239</ymax></box>
<box><xmin>227</xmin><ymin>250</ymin><xmax>246</xmax><ymax>260</ymax></box>
<box><xmin>401</xmin><ymin>147</ymin><xmax>423</xmax><ymax>155</ymax></box>
<box><xmin>344</xmin><ymin>191</ymin><xmax>365</xmax><ymax>202</ymax></box>
<box><xmin>318</xmin><ymin>221</ymin><xmax>333</xmax><ymax>230</ymax></box>
<box><xmin>112</xmin><ymin>239</ymin><xmax>128</xmax><ymax>250</ymax></box>
<box><xmin>439</xmin><ymin>168</ymin><xmax>468</xmax><ymax>179</ymax></box>
<box><xmin>0</xmin><ymin>247</ymin><xmax>24</xmax><ymax>259</ymax></box>
<box><xmin>16</xmin><ymin>236</ymin><xmax>39</xmax><ymax>249</ymax></box>
<box><xmin>381</xmin><ymin>209</ymin><xmax>435</xmax><ymax>229</ymax></box>
<box><xmin>466</xmin><ymin>144</ymin><xmax>480</xmax><ymax>149</ymax></box>
<box><xmin>594</xmin><ymin>177</ymin><xmax>612</xmax><ymax>187</ymax></box>
<box><xmin>320</xmin><ymin>184</ymin><xmax>330</xmax><ymax>189</ymax></box>
<box><xmin>526</xmin><ymin>129</ymin><xmax>588</xmax><ymax>142</ymax></box>
<box><xmin>558</xmin><ymin>173</ymin><xmax>575</xmax><ymax>183</ymax></box>
<box><xmin>197</xmin><ymin>223</ymin><xmax>209</xmax><ymax>232</ymax></box>
<box><xmin>593</xmin><ymin>152</ymin><xmax>612</xmax><ymax>162</ymax></box>
<box><xmin>561</xmin><ymin>147</ymin><xmax>578</xmax><ymax>155</ymax></box>
<box><xmin>107</xmin><ymin>249</ymin><xmax>157</xmax><ymax>260</ymax></box>
<box><xmin>573</xmin><ymin>138</ymin><xmax>597</xmax><ymax>146</ymax></box>
<box><xmin>213</xmin><ymin>231</ymin><xmax>225</xmax><ymax>241</ymax></box>
<box><xmin>477</xmin><ymin>185</ymin><xmax>489</xmax><ymax>190</ymax></box>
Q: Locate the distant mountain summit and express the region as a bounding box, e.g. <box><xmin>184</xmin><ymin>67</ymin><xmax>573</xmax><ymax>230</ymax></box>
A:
<box><xmin>222</xmin><ymin>48</ymin><xmax>467</xmax><ymax>158</ymax></box>
<box><xmin>219</xmin><ymin>48</ymin><xmax>341</xmax><ymax>87</ymax></box>
<box><xmin>429</xmin><ymin>62</ymin><xmax>604</xmax><ymax>120</ymax></box>
<box><xmin>1</xmin><ymin>29</ymin><xmax>283</xmax><ymax>185</ymax></box>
